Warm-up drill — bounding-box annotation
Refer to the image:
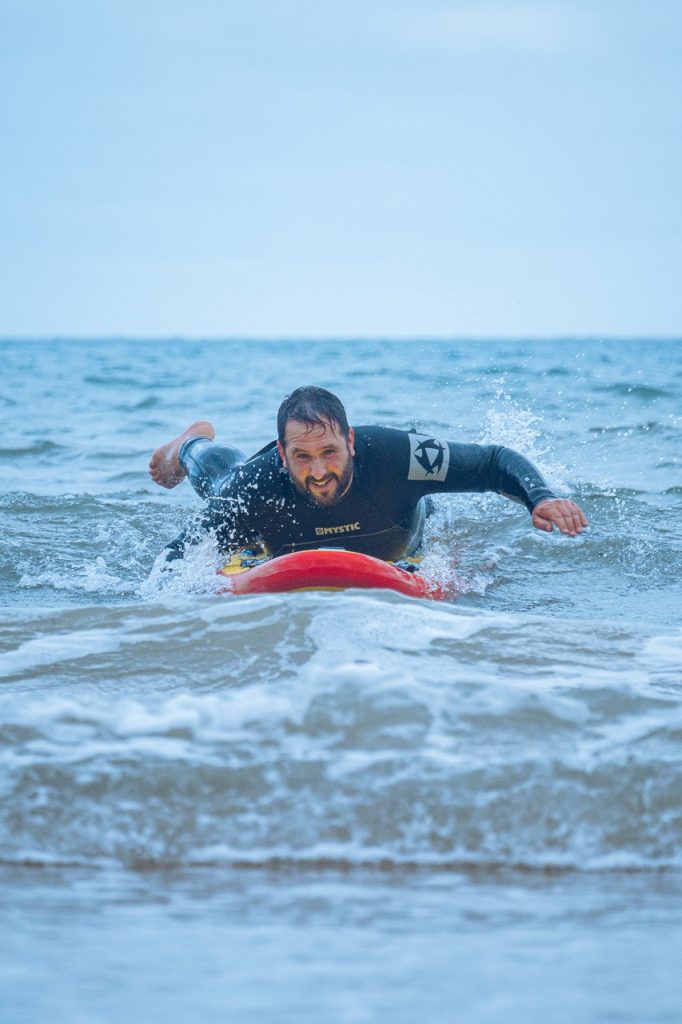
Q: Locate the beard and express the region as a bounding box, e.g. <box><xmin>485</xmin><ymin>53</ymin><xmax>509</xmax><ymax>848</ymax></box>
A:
<box><xmin>292</xmin><ymin>462</ymin><xmax>354</xmax><ymax>508</ymax></box>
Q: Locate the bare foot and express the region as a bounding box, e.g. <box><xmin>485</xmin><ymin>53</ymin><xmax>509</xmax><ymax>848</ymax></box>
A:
<box><xmin>148</xmin><ymin>420</ymin><xmax>215</xmax><ymax>488</ymax></box>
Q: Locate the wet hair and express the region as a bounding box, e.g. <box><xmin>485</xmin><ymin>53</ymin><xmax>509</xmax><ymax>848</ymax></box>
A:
<box><xmin>277</xmin><ymin>386</ymin><xmax>350</xmax><ymax>444</ymax></box>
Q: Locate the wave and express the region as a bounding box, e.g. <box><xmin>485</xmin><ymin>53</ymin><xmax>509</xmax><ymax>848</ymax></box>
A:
<box><xmin>1</xmin><ymin>596</ymin><xmax>681</xmax><ymax>873</ymax></box>
<box><xmin>0</xmin><ymin>439</ymin><xmax>66</xmax><ymax>457</ymax></box>
<box><xmin>588</xmin><ymin>420</ymin><xmax>680</xmax><ymax>436</ymax></box>
<box><xmin>593</xmin><ymin>383</ymin><xmax>673</xmax><ymax>399</ymax></box>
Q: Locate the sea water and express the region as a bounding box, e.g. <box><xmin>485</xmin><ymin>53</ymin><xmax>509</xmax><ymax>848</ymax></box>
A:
<box><xmin>0</xmin><ymin>338</ymin><xmax>680</xmax><ymax>1023</ymax></box>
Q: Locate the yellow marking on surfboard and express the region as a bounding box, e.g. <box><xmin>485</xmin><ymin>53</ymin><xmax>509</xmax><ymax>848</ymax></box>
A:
<box><xmin>219</xmin><ymin>550</ymin><xmax>269</xmax><ymax>576</ymax></box>
<box><xmin>290</xmin><ymin>586</ymin><xmax>344</xmax><ymax>592</ymax></box>
<box><xmin>219</xmin><ymin>549</ymin><xmax>424</xmax><ymax>577</ymax></box>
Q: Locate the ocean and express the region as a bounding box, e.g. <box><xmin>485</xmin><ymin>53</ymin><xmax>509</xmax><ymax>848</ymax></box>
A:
<box><xmin>1</xmin><ymin>338</ymin><xmax>680</xmax><ymax>1023</ymax></box>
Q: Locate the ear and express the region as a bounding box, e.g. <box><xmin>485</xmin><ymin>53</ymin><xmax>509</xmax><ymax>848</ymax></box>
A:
<box><xmin>277</xmin><ymin>440</ymin><xmax>287</xmax><ymax>468</ymax></box>
<box><xmin>348</xmin><ymin>426</ymin><xmax>355</xmax><ymax>457</ymax></box>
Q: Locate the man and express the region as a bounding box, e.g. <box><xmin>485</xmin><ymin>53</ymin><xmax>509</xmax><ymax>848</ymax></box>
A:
<box><xmin>149</xmin><ymin>385</ymin><xmax>587</xmax><ymax>564</ymax></box>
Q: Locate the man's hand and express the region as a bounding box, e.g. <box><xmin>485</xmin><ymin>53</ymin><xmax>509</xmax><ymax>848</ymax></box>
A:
<box><xmin>532</xmin><ymin>499</ymin><xmax>588</xmax><ymax>537</ymax></box>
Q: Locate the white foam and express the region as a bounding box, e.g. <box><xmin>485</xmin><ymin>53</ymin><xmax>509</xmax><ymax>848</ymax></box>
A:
<box><xmin>583</xmin><ymin>703</ymin><xmax>682</xmax><ymax>756</ymax></box>
<box><xmin>304</xmin><ymin>596</ymin><xmax>514</xmax><ymax>658</ymax></box>
<box><xmin>0</xmin><ymin>688</ymin><xmax>296</xmax><ymax>745</ymax></box>
<box><xmin>139</xmin><ymin>538</ymin><xmax>223</xmax><ymax>599</ymax></box>
<box><xmin>0</xmin><ymin>629</ymin><xmax>123</xmax><ymax>677</ymax></box>
<box><xmin>642</xmin><ymin>631</ymin><xmax>682</xmax><ymax>665</ymax></box>
<box><xmin>108</xmin><ymin>690</ymin><xmax>294</xmax><ymax>739</ymax></box>
<box><xmin>182</xmin><ymin>840</ymin><xmax>682</xmax><ymax>873</ymax></box>
<box><xmin>477</xmin><ymin>381</ymin><xmax>570</xmax><ymax>493</ymax></box>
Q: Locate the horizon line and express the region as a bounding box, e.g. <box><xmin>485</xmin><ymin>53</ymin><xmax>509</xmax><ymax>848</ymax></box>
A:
<box><xmin>2</xmin><ymin>334</ymin><xmax>681</xmax><ymax>344</ymax></box>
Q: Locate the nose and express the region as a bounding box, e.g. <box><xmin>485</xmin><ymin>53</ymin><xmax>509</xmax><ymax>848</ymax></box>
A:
<box><xmin>310</xmin><ymin>456</ymin><xmax>328</xmax><ymax>479</ymax></box>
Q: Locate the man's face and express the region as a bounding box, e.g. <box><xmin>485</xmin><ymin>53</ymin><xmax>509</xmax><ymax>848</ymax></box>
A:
<box><xmin>277</xmin><ymin>418</ymin><xmax>355</xmax><ymax>508</ymax></box>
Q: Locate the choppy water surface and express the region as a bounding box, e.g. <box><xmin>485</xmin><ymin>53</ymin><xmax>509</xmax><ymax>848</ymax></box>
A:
<box><xmin>1</xmin><ymin>338</ymin><xmax>681</xmax><ymax>1023</ymax></box>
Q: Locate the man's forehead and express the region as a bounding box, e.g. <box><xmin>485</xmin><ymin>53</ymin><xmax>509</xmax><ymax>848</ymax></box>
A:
<box><xmin>283</xmin><ymin>418</ymin><xmax>345</xmax><ymax>447</ymax></box>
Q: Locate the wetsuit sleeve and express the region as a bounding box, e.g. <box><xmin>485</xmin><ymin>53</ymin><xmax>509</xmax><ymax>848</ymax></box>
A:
<box><xmin>386</xmin><ymin>429</ymin><xmax>556</xmax><ymax>512</ymax></box>
<box><xmin>438</xmin><ymin>443</ymin><xmax>556</xmax><ymax>511</ymax></box>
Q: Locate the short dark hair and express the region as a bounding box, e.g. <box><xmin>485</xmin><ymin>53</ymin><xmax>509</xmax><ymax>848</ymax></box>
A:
<box><xmin>277</xmin><ymin>386</ymin><xmax>350</xmax><ymax>444</ymax></box>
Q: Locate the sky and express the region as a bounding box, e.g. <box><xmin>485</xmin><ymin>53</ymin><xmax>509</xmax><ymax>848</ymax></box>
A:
<box><xmin>1</xmin><ymin>0</ymin><xmax>681</xmax><ymax>338</ymax></box>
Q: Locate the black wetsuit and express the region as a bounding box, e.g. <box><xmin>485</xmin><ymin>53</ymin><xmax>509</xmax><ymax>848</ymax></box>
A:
<box><xmin>163</xmin><ymin>426</ymin><xmax>556</xmax><ymax>563</ymax></box>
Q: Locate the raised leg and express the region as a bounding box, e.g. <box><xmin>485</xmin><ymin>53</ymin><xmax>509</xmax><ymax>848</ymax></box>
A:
<box><xmin>178</xmin><ymin>437</ymin><xmax>247</xmax><ymax>499</ymax></box>
<box><xmin>149</xmin><ymin>421</ymin><xmax>216</xmax><ymax>489</ymax></box>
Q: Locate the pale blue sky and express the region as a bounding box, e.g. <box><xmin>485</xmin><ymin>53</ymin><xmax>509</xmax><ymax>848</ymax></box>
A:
<box><xmin>2</xmin><ymin>0</ymin><xmax>680</xmax><ymax>337</ymax></box>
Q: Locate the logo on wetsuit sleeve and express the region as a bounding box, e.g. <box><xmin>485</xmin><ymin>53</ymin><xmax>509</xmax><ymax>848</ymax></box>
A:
<box><xmin>407</xmin><ymin>433</ymin><xmax>450</xmax><ymax>481</ymax></box>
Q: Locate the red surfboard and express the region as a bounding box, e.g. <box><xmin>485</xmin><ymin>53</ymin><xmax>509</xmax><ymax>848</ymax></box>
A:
<box><xmin>217</xmin><ymin>549</ymin><xmax>445</xmax><ymax>600</ymax></box>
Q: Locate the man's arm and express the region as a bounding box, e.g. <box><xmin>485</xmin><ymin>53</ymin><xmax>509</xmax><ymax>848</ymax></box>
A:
<box><xmin>399</xmin><ymin>431</ymin><xmax>588</xmax><ymax>537</ymax></box>
<box><xmin>160</xmin><ymin>494</ymin><xmax>259</xmax><ymax>564</ymax></box>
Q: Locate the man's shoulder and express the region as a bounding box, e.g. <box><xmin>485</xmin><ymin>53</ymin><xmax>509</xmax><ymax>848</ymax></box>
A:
<box><xmin>355</xmin><ymin>424</ymin><xmax>450</xmax><ymax>456</ymax></box>
<box><xmin>355</xmin><ymin>424</ymin><xmax>410</xmax><ymax>448</ymax></box>
<box><xmin>354</xmin><ymin>426</ymin><xmax>413</xmax><ymax>479</ymax></box>
<box><xmin>220</xmin><ymin>442</ymin><xmax>283</xmax><ymax>496</ymax></box>
<box><xmin>355</xmin><ymin>425</ymin><xmax>456</xmax><ymax>485</ymax></box>
<box><xmin>245</xmin><ymin>439</ymin><xmax>280</xmax><ymax>467</ymax></box>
